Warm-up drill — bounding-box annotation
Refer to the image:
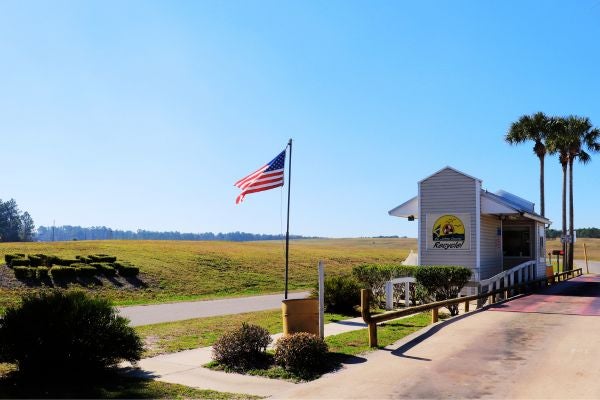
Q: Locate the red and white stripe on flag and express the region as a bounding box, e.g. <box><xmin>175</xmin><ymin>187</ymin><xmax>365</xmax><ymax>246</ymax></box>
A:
<box><xmin>234</xmin><ymin>150</ymin><xmax>286</xmax><ymax>204</ymax></box>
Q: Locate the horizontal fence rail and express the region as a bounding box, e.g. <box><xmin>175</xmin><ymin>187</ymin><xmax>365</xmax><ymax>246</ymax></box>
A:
<box><xmin>361</xmin><ymin>268</ymin><xmax>583</xmax><ymax>347</ymax></box>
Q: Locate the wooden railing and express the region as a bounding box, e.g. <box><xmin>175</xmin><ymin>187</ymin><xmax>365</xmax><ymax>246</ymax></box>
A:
<box><xmin>361</xmin><ymin>268</ymin><xmax>583</xmax><ymax>347</ymax></box>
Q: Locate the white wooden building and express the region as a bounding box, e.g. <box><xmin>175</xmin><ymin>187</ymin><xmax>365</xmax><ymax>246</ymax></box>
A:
<box><xmin>389</xmin><ymin>167</ymin><xmax>550</xmax><ymax>292</ymax></box>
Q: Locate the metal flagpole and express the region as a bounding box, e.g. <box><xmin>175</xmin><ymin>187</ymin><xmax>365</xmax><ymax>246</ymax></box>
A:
<box><xmin>284</xmin><ymin>138</ymin><xmax>292</xmax><ymax>299</ymax></box>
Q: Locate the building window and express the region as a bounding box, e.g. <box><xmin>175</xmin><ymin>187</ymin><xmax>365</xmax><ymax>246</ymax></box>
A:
<box><xmin>503</xmin><ymin>227</ymin><xmax>531</xmax><ymax>257</ymax></box>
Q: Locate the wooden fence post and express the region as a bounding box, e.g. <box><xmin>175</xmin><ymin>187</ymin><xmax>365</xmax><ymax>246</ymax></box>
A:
<box><xmin>432</xmin><ymin>307</ymin><xmax>438</xmax><ymax>323</ymax></box>
<box><xmin>368</xmin><ymin>322</ymin><xmax>378</xmax><ymax>348</ymax></box>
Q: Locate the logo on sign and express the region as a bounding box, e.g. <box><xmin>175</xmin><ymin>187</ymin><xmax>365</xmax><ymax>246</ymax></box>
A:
<box><xmin>432</xmin><ymin>215</ymin><xmax>466</xmax><ymax>250</ymax></box>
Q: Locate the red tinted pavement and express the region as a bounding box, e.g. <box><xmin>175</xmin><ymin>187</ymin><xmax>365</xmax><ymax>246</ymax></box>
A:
<box><xmin>490</xmin><ymin>273</ymin><xmax>600</xmax><ymax>316</ymax></box>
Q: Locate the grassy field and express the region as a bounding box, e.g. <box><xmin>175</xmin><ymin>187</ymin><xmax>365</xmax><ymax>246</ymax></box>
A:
<box><xmin>546</xmin><ymin>238</ymin><xmax>600</xmax><ymax>262</ymax></box>
<box><xmin>0</xmin><ymin>238</ymin><xmax>416</xmax><ymax>310</ymax></box>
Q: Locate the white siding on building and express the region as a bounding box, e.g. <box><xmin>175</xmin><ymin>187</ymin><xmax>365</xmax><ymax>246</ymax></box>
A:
<box><xmin>480</xmin><ymin>214</ymin><xmax>502</xmax><ymax>279</ymax></box>
<box><xmin>419</xmin><ymin>168</ymin><xmax>478</xmax><ymax>279</ymax></box>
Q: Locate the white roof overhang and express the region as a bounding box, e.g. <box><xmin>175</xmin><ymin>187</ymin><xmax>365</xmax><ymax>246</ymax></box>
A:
<box><xmin>388</xmin><ymin>196</ymin><xmax>418</xmax><ymax>218</ymax></box>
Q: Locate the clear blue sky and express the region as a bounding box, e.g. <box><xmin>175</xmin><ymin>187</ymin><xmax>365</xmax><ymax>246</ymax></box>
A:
<box><xmin>1</xmin><ymin>0</ymin><xmax>599</xmax><ymax>238</ymax></box>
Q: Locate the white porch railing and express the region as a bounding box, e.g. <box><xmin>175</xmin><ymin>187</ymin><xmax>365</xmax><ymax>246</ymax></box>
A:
<box><xmin>384</xmin><ymin>277</ymin><xmax>416</xmax><ymax>310</ymax></box>
<box><xmin>479</xmin><ymin>260</ymin><xmax>537</xmax><ymax>297</ymax></box>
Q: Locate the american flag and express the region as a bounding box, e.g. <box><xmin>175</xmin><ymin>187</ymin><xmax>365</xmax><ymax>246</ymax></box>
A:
<box><xmin>234</xmin><ymin>150</ymin><xmax>286</xmax><ymax>204</ymax></box>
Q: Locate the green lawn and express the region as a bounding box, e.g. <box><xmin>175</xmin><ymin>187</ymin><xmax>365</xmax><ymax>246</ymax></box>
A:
<box><xmin>136</xmin><ymin>309</ymin><xmax>356</xmax><ymax>358</ymax></box>
<box><xmin>0</xmin><ymin>372</ymin><xmax>259</xmax><ymax>399</ymax></box>
<box><xmin>0</xmin><ymin>238</ymin><xmax>415</xmax><ymax>310</ymax></box>
<box><xmin>206</xmin><ymin>312</ymin><xmax>431</xmax><ymax>382</ymax></box>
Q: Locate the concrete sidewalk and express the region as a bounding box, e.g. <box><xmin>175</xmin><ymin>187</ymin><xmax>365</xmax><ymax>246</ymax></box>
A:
<box><xmin>119</xmin><ymin>291</ymin><xmax>310</xmax><ymax>326</ymax></box>
<box><xmin>125</xmin><ymin>316</ymin><xmax>376</xmax><ymax>397</ymax></box>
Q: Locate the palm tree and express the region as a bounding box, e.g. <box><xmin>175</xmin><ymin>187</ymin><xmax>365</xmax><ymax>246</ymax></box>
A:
<box><xmin>548</xmin><ymin>116</ymin><xmax>600</xmax><ymax>270</ymax></box>
<box><xmin>563</xmin><ymin>116</ymin><xmax>600</xmax><ymax>268</ymax></box>
<box><xmin>505</xmin><ymin>112</ymin><xmax>551</xmax><ymax>217</ymax></box>
<box><xmin>547</xmin><ymin>120</ymin><xmax>570</xmax><ymax>270</ymax></box>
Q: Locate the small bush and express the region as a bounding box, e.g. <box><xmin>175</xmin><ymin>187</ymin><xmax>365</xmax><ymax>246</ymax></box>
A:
<box><xmin>13</xmin><ymin>267</ymin><xmax>36</xmax><ymax>280</ymax></box>
<box><xmin>4</xmin><ymin>254</ymin><xmax>25</xmax><ymax>265</ymax></box>
<box><xmin>212</xmin><ymin>323</ymin><xmax>272</xmax><ymax>371</ymax></box>
<box><xmin>50</xmin><ymin>266</ymin><xmax>76</xmax><ymax>280</ymax></box>
<box><xmin>28</xmin><ymin>255</ymin><xmax>44</xmax><ymax>267</ymax></box>
<box><xmin>54</xmin><ymin>257</ymin><xmax>79</xmax><ymax>266</ymax></box>
<box><xmin>352</xmin><ymin>264</ymin><xmax>417</xmax><ymax>305</ymax></box>
<box><xmin>311</xmin><ymin>274</ymin><xmax>361</xmax><ymax>314</ymax></box>
<box><xmin>75</xmin><ymin>255</ymin><xmax>91</xmax><ymax>263</ymax></box>
<box><xmin>10</xmin><ymin>258</ymin><xmax>30</xmax><ymax>267</ymax></box>
<box><xmin>75</xmin><ymin>265</ymin><xmax>97</xmax><ymax>278</ymax></box>
<box><xmin>44</xmin><ymin>255</ymin><xmax>59</xmax><ymax>267</ymax></box>
<box><xmin>0</xmin><ymin>291</ymin><xmax>143</xmax><ymax>377</ymax></box>
<box><xmin>37</xmin><ymin>267</ymin><xmax>50</xmax><ymax>279</ymax></box>
<box><xmin>414</xmin><ymin>266</ymin><xmax>472</xmax><ymax>316</ymax></box>
<box><xmin>91</xmin><ymin>263</ymin><xmax>116</xmax><ymax>276</ymax></box>
<box><xmin>89</xmin><ymin>254</ymin><xmax>117</xmax><ymax>263</ymax></box>
<box><xmin>274</xmin><ymin>333</ymin><xmax>328</xmax><ymax>377</ymax></box>
<box><xmin>118</xmin><ymin>265</ymin><xmax>139</xmax><ymax>277</ymax></box>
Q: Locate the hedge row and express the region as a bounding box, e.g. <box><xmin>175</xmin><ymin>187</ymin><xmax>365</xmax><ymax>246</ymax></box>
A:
<box><xmin>4</xmin><ymin>253</ymin><xmax>123</xmax><ymax>268</ymax></box>
<box><xmin>5</xmin><ymin>253</ymin><xmax>140</xmax><ymax>280</ymax></box>
<box><xmin>351</xmin><ymin>263</ymin><xmax>472</xmax><ymax>314</ymax></box>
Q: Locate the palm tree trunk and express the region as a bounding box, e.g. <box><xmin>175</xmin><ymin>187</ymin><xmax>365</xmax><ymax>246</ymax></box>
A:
<box><xmin>561</xmin><ymin>162</ymin><xmax>568</xmax><ymax>271</ymax></box>
<box><xmin>568</xmin><ymin>158</ymin><xmax>575</xmax><ymax>270</ymax></box>
<box><xmin>539</xmin><ymin>155</ymin><xmax>545</xmax><ymax>217</ymax></box>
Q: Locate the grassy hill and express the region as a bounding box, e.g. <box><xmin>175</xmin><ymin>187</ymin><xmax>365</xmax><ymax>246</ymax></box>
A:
<box><xmin>0</xmin><ymin>238</ymin><xmax>417</xmax><ymax>310</ymax></box>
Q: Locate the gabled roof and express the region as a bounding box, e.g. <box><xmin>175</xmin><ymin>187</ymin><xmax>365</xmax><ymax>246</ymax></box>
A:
<box><xmin>418</xmin><ymin>166</ymin><xmax>482</xmax><ymax>184</ymax></box>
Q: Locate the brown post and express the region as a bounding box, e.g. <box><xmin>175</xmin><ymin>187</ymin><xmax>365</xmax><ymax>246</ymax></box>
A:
<box><xmin>368</xmin><ymin>322</ymin><xmax>378</xmax><ymax>348</ymax></box>
<box><xmin>464</xmin><ymin>300</ymin><xmax>470</xmax><ymax>313</ymax></box>
<box><xmin>584</xmin><ymin>243</ymin><xmax>589</xmax><ymax>274</ymax></box>
<box><xmin>361</xmin><ymin>289</ymin><xmax>378</xmax><ymax>348</ymax></box>
<box><xmin>432</xmin><ymin>307</ymin><xmax>438</xmax><ymax>323</ymax></box>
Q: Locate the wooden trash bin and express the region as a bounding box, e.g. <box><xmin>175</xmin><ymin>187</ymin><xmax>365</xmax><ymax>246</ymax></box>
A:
<box><xmin>281</xmin><ymin>298</ymin><xmax>319</xmax><ymax>335</ymax></box>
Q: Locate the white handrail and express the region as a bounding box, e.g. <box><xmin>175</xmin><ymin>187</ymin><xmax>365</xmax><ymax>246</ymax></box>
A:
<box><xmin>479</xmin><ymin>260</ymin><xmax>536</xmax><ymax>294</ymax></box>
<box><xmin>384</xmin><ymin>277</ymin><xmax>416</xmax><ymax>310</ymax></box>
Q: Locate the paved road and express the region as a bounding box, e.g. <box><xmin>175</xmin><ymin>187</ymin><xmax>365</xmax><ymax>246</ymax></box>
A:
<box><xmin>275</xmin><ymin>274</ymin><xmax>600</xmax><ymax>399</ymax></box>
<box><xmin>119</xmin><ymin>291</ymin><xmax>310</xmax><ymax>326</ymax></box>
<box><xmin>575</xmin><ymin>258</ymin><xmax>600</xmax><ymax>274</ymax></box>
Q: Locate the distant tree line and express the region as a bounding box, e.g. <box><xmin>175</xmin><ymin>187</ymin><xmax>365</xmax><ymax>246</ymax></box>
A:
<box><xmin>546</xmin><ymin>228</ymin><xmax>600</xmax><ymax>239</ymax></box>
<box><xmin>36</xmin><ymin>225</ymin><xmax>319</xmax><ymax>242</ymax></box>
<box><xmin>0</xmin><ymin>199</ymin><xmax>35</xmax><ymax>242</ymax></box>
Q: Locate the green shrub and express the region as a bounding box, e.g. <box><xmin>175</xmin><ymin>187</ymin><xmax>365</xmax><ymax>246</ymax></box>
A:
<box><xmin>351</xmin><ymin>264</ymin><xmax>417</xmax><ymax>306</ymax></box>
<box><xmin>28</xmin><ymin>255</ymin><xmax>44</xmax><ymax>267</ymax></box>
<box><xmin>75</xmin><ymin>265</ymin><xmax>97</xmax><ymax>278</ymax></box>
<box><xmin>0</xmin><ymin>291</ymin><xmax>142</xmax><ymax>377</ymax></box>
<box><xmin>274</xmin><ymin>333</ymin><xmax>328</xmax><ymax>377</ymax></box>
<box><xmin>10</xmin><ymin>258</ymin><xmax>30</xmax><ymax>267</ymax></box>
<box><xmin>212</xmin><ymin>323</ymin><xmax>271</xmax><ymax>371</ymax></box>
<box><xmin>91</xmin><ymin>263</ymin><xmax>116</xmax><ymax>276</ymax></box>
<box><xmin>13</xmin><ymin>267</ymin><xmax>36</xmax><ymax>280</ymax></box>
<box><xmin>414</xmin><ymin>266</ymin><xmax>472</xmax><ymax>316</ymax></box>
<box><xmin>37</xmin><ymin>267</ymin><xmax>50</xmax><ymax>279</ymax></box>
<box><xmin>4</xmin><ymin>254</ymin><xmax>25</xmax><ymax>265</ymax></box>
<box><xmin>311</xmin><ymin>274</ymin><xmax>360</xmax><ymax>314</ymax></box>
<box><xmin>118</xmin><ymin>265</ymin><xmax>139</xmax><ymax>277</ymax></box>
<box><xmin>54</xmin><ymin>257</ymin><xmax>79</xmax><ymax>266</ymax></box>
<box><xmin>50</xmin><ymin>266</ymin><xmax>76</xmax><ymax>280</ymax></box>
<box><xmin>89</xmin><ymin>254</ymin><xmax>117</xmax><ymax>263</ymax></box>
<box><xmin>44</xmin><ymin>255</ymin><xmax>59</xmax><ymax>267</ymax></box>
